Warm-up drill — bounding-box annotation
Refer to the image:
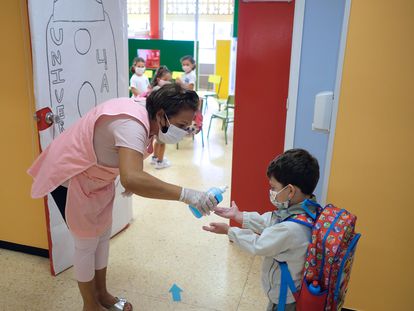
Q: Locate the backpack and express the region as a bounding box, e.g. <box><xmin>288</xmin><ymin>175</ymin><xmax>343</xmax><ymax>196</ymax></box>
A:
<box><xmin>277</xmin><ymin>200</ymin><xmax>361</xmax><ymax>311</ymax></box>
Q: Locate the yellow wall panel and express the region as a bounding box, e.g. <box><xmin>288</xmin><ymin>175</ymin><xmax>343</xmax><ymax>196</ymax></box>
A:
<box><xmin>215</xmin><ymin>40</ymin><xmax>231</xmax><ymax>99</ymax></box>
<box><xmin>0</xmin><ymin>1</ymin><xmax>48</xmax><ymax>249</ymax></box>
<box><xmin>327</xmin><ymin>1</ymin><xmax>414</xmax><ymax>309</ymax></box>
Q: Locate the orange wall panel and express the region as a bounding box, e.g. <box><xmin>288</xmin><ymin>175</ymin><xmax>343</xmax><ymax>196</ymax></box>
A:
<box><xmin>327</xmin><ymin>0</ymin><xmax>414</xmax><ymax>309</ymax></box>
<box><xmin>0</xmin><ymin>1</ymin><xmax>47</xmax><ymax>249</ymax></box>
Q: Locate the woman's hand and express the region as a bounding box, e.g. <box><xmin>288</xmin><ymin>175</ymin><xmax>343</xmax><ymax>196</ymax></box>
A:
<box><xmin>214</xmin><ymin>201</ymin><xmax>243</xmax><ymax>224</ymax></box>
<box><xmin>202</xmin><ymin>222</ymin><xmax>230</xmax><ymax>235</ymax></box>
<box><xmin>179</xmin><ymin>188</ymin><xmax>217</xmax><ymax>215</ymax></box>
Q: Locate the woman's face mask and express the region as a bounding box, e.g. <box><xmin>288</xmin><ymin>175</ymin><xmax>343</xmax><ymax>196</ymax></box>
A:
<box><xmin>269</xmin><ymin>185</ymin><xmax>290</xmax><ymax>210</ymax></box>
<box><xmin>157</xmin><ymin>114</ymin><xmax>188</xmax><ymax>144</ymax></box>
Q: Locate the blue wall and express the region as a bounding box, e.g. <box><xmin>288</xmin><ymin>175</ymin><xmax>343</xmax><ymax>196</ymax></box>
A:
<box><xmin>294</xmin><ymin>0</ymin><xmax>346</xmax><ymax>200</ymax></box>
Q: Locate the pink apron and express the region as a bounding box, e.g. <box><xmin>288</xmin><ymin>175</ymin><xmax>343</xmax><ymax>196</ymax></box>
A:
<box><xmin>28</xmin><ymin>98</ymin><xmax>152</xmax><ymax>238</ymax></box>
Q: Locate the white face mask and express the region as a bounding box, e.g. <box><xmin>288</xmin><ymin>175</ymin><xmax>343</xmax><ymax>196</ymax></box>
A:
<box><xmin>158</xmin><ymin>79</ymin><xmax>171</xmax><ymax>87</ymax></box>
<box><xmin>135</xmin><ymin>66</ymin><xmax>145</xmax><ymax>75</ymax></box>
<box><xmin>158</xmin><ymin>114</ymin><xmax>188</xmax><ymax>144</ymax></box>
<box><xmin>269</xmin><ymin>186</ymin><xmax>290</xmax><ymax>210</ymax></box>
<box><xmin>182</xmin><ymin>65</ymin><xmax>191</xmax><ymax>73</ymax></box>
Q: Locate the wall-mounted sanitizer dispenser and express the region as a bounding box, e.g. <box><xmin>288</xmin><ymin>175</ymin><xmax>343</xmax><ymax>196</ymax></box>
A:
<box><xmin>312</xmin><ymin>91</ymin><xmax>334</xmax><ymax>133</ymax></box>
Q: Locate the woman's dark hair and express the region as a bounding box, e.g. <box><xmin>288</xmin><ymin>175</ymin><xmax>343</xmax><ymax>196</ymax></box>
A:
<box><xmin>180</xmin><ymin>55</ymin><xmax>196</xmax><ymax>70</ymax></box>
<box><xmin>151</xmin><ymin>65</ymin><xmax>171</xmax><ymax>87</ymax></box>
<box><xmin>146</xmin><ymin>83</ymin><xmax>199</xmax><ymax>119</ymax></box>
<box><xmin>130</xmin><ymin>57</ymin><xmax>146</xmax><ymax>74</ymax></box>
<box><xmin>266</xmin><ymin>149</ymin><xmax>320</xmax><ymax>195</ymax></box>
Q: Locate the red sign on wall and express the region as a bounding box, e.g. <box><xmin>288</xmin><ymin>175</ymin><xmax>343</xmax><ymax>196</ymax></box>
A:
<box><xmin>137</xmin><ymin>49</ymin><xmax>160</xmax><ymax>69</ymax></box>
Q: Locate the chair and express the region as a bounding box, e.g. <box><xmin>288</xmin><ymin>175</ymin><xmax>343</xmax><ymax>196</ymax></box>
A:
<box><xmin>207</xmin><ymin>95</ymin><xmax>235</xmax><ymax>145</ymax></box>
<box><xmin>202</xmin><ymin>74</ymin><xmax>222</xmax><ymax>113</ymax></box>
<box><xmin>144</xmin><ymin>70</ymin><xmax>154</xmax><ymax>79</ymax></box>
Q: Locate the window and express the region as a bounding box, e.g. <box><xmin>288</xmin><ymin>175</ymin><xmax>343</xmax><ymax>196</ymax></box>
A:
<box><xmin>164</xmin><ymin>0</ymin><xmax>234</xmax><ymax>64</ymax></box>
<box><xmin>127</xmin><ymin>1</ymin><xmax>234</xmax><ymax>64</ymax></box>
<box><xmin>127</xmin><ymin>0</ymin><xmax>150</xmax><ymax>38</ymax></box>
<box><xmin>127</xmin><ymin>0</ymin><xmax>150</xmax><ymax>14</ymax></box>
<box><xmin>166</xmin><ymin>0</ymin><xmax>234</xmax><ymax>16</ymax></box>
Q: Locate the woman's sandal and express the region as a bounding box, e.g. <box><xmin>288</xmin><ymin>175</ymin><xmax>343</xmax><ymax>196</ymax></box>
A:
<box><xmin>105</xmin><ymin>297</ymin><xmax>133</xmax><ymax>311</ymax></box>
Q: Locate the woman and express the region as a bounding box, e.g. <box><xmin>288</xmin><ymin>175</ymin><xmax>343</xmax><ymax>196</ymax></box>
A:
<box><xmin>28</xmin><ymin>84</ymin><xmax>217</xmax><ymax>311</ymax></box>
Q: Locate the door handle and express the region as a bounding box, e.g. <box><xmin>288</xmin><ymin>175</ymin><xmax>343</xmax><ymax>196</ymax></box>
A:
<box><xmin>34</xmin><ymin>107</ymin><xmax>60</xmax><ymax>131</ymax></box>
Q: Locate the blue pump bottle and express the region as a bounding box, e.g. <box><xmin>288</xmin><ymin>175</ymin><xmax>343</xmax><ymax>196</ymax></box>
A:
<box><xmin>189</xmin><ymin>186</ymin><xmax>227</xmax><ymax>218</ymax></box>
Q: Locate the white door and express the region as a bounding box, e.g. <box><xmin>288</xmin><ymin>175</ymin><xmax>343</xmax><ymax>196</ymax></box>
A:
<box><xmin>28</xmin><ymin>0</ymin><xmax>131</xmax><ymax>275</ymax></box>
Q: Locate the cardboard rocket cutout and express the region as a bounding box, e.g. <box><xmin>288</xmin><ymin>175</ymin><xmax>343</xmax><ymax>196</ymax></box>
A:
<box><xmin>28</xmin><ymin>0</ymin><xmax>131</xmax><ymax>275</ymax></box>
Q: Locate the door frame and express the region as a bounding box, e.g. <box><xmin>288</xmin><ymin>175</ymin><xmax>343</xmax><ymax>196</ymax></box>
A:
<box><xmin>284</xmin><ymin>0</ymin><xmax>353</xmax><ymax>204</ymax></box>
<box><xmin>320</xmin><ymin>0</ymin><xmax>352</xmax><ymax>204</ymax></box>
<box><xmin>284</xmin><ymin>0</ymin><xmax>305</xmax><ymax>151</ymax></box>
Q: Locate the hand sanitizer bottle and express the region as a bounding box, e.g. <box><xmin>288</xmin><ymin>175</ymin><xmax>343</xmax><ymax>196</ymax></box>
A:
<box><xmin>189</xmin><ymin>186</ymin><xmax>227</xmax><ymax>218</ymax></box>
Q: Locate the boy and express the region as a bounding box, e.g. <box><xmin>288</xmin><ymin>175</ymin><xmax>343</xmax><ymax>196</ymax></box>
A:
<box><xmin>203</xmin><ymin>149</ymin><xmax>320</xmax><ymax>311</ymax></box>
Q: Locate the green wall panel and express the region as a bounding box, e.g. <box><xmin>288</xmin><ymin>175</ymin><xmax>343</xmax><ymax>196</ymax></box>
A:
<box><xmin>128</xmin><ymin>39</ymin><xmax>194</xmax><ymax>80</ymax></box>
<box><xmin>233</xmin><ymin>0</ymin><xmax>239</xmax><ymax>38</ymax></box>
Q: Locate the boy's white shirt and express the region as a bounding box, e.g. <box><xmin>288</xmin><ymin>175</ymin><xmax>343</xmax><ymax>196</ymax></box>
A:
<box><xmin>228</xmin><ymin>211</ymin><xmax>311</xmax><ymax>304</ymax></box>
<box><xmin>130</xmin><ymin>74</ymin><xmax>149</xmax><ymax>96</ymax></box>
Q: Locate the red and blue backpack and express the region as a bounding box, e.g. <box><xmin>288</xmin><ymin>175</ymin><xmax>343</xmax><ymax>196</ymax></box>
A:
<box><xmin>277</xmin><ymin>200</ymin><xmax>361</xmax><ymax>311</ymax></box>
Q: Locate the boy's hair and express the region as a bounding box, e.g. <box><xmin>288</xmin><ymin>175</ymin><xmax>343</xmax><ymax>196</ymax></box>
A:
<box><xmin>146</xmin><ymin>83</ymin><xmax>198</xmax><ymax>119</ymax></box>
<box><xmin>266</xmin><ymin>149</ymin><xmax>320</xmax><ymax>195</ymax></box>
<box><xmin>131</xmin><ymin>57</ymin><xmax>146</xmax><ymax>74</ymax></box>
<box><xmin>151</xmin><ymin>65</ymin><xmax>171</xmax><ymax>87</ymax></box>
<box><xmin>180</xmin><ymin>55</ymin><xmax>196</xmax><ymax>70</ymax></box>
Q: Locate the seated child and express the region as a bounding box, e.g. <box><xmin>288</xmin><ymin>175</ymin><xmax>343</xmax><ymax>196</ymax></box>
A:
<box><xmin>150</xmin><ymin>65</ymin><xmax>172</xmax><ymax>92</ymax></box>
<box><xmin>203</xmin><ymin>149</ymin><xmax>320</xmax><ymax>311</ymax></box>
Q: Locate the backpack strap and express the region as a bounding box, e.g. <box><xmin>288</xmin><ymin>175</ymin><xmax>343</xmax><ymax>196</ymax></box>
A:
<box><xmin>277</xmin><ymin>261</ymin><xmax>298</xmax><ymax>311</ymax></box>
<box><xmin>283</xmin><ymin>200</ymin><xmax>322</xmax><ymax>228</ymax></box>
<box><xmin>301</xmin><ymin>199</ymin><xmax>322</xmax><ymax>220</ymax></box>
<box><xmin>286</xmin><ymin>214</ymin><xmax>314</xmax><ymax>229</ymax></box>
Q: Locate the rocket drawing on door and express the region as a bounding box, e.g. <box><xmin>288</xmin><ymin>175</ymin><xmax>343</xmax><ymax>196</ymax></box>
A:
<box><xmin>46</xmin><ymin>0</ymin><xmax>118</xmax><ymax>138</ymax></box>
<box><xmin>28</xmin><ymin>0</ymin><xmax>130</xmax><ymax>275</ymax></box>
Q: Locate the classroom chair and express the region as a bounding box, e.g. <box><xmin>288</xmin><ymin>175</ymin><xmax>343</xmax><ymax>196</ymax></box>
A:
<box><xmin>207</xmin><ymin>95</ymin><xmax>234</xmax><ymax>145</ymax></box>
<box><xmin>202</xmin><ymin>74</ymin><xmax>222</xmax><ymax>113</ymax></box>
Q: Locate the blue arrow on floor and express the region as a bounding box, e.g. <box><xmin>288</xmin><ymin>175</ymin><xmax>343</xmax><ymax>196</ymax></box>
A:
<box><xmin>169</xmin><ymin>283</ymin><xmax>183</xmax><ymax>302</ymax></box>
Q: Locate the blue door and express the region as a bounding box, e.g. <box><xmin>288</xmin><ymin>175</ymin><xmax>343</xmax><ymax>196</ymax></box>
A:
<box><xmin>293</xmin><ymin>0</ymin><xmax>346</xmax><ymax>200</ymax></box>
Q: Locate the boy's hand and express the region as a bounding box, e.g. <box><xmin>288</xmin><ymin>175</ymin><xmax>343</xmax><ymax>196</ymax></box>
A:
<box><xmin>202</xmin><ymin>222</ymin><xmax>230</xmax><ymax>235</ymax></box>
<box><xmin>214</xmin><ymin>201</ymin><xmax>243</xmax><ymax>224</ymax></box>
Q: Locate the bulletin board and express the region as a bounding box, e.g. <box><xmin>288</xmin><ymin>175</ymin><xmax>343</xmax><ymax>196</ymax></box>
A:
<box><xmin>128</xmin><ymin>39</ymin><xmax>194</xmax><ymax>80</ymax></box>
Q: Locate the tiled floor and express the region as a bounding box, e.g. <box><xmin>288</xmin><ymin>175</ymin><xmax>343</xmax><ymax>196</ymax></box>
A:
<box><xmin>0</xmin><ymin>102</ymin><xmax>269</xmax><ymax>310</ymax></box>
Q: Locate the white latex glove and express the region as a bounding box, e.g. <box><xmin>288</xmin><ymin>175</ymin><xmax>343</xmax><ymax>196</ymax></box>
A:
<box><xmin>179</xmin><ymin>188</ymin><xmax>217</xmax><ymax>216</ymax></box>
